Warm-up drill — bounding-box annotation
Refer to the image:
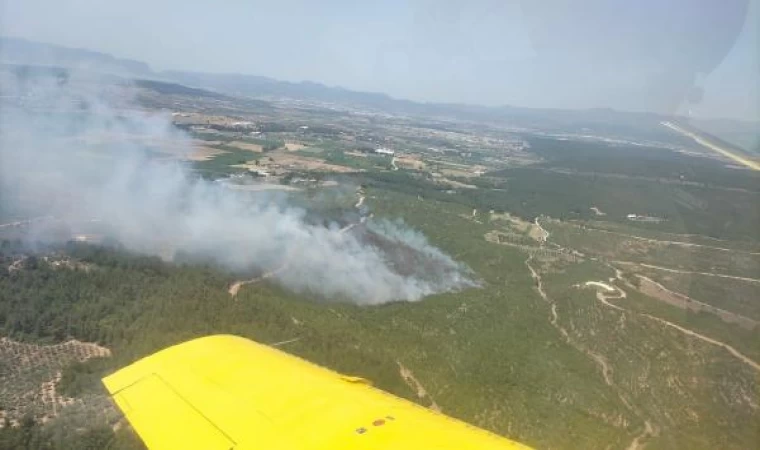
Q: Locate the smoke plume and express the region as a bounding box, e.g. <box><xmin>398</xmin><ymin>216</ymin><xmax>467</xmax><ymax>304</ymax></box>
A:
<box><xmin>0</xmin><ymin>69</ymin><xmax>476</xmax><ymax>304</ymax></box>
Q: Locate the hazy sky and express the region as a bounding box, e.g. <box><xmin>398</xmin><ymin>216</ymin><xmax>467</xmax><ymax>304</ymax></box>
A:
<box><xmin>1</xmin><ymin>0</ymin><xmax>758</xmax><ymax>120</ymax></box>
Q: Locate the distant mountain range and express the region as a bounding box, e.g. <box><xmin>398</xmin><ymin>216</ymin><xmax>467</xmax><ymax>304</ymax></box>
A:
<box><xmin>2</xmin><ymin>36</ymin><xmax>757</xmax><ymax>147</ymax></box>
<box><xmin>0</xmin><ymin>36</ymin><xmax>151</xmax><ymax>77</ymax></box>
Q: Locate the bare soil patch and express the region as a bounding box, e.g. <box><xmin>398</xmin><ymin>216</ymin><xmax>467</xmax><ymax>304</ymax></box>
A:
<box><xmin>284</xmin><ymin>142</ymin><xmax>306</xmax><ymax>151</ymax></box>
<box><xmin>187</xmin><ymin>145</ymin><xmax>226</xmax><ymax>161</ymax></box>
<box><xmin>394</xmin><ymin>155</ymin><xmax>426</xmax><ymax>170</ymax></box>
<box><xmin>244</xmin><ymin>150</ymin><xmax>357</xmax><ymax>173</ymax></box>
<box><xmin>228</xmin><ymin>141</ymin><xmax>264</xmax><ymax>153</ymax></box>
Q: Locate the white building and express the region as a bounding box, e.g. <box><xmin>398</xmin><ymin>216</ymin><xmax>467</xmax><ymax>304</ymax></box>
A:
<box><xmin>375</xmin><ymin>148</ymin><xmax>395</xmax><ymax>156</ymax></box>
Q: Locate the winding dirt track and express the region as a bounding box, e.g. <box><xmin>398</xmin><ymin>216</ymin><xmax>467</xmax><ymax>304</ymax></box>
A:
<box><xmin>526</xmin><ymin>256</ymin><xmax>614</xmax><ymax>386</ymax></box>
<box><xmin>614</xmin><ymin>261</ymin><xmax>760</xmax><ymax>284</ymax></box>
<box><xmin>519</xmin><ymin>224</ymin><xmax>760</xmax><ymax>448</ymax></box>
<box><xmin>626</xmin><ymin>421</ymin><xmax>655</xmax><ymax>450</ymax></box>
<box><xmin>642</xmin><ymin>313</ymin><xmax>760</xmax><ymax>372</ymax></box>
<box><xmin>583</xmin><ymin>281</ymin><xmax>626</xmax><ymax>312</ymax></box>
<box><xmin>534</xmin><ymin>217</ymin><xmax>550</xmax><ymax>243</ymax></box>
<box><xmin>634</xmin><ymin>275</ymin><xmax>758</xmax><ymax>329</ymax></box>
<box><xmin>586</xmin><ymin>278</ymin><xmax>760</xmax><ymax>373</ymax></box>
<box><xmin>526</xmin><ymin>255</ymin><xmax>658</xmax><ymax>448</ymax></box>
<box><xmin>518</xmin><ymin>224</ymin><xmax>759</xmax><ymax>376</ymax></box>
<box><xmin>564</xmin><ymin>222</ymin><xmax>760</xmax><ymax>255</ymax></box>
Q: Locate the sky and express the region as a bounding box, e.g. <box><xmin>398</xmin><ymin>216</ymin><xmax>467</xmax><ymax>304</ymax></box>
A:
<box><xmin>1</xmin><ymin>0</ymin><xmax>758</xmax><ymax>120</ymax></box>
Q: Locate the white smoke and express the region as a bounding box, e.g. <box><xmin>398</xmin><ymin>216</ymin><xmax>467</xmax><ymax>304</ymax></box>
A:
<box><xmin>0</xmin><ymin>69</ymin><xmax>476</xmax><ymax>304</ymax></box>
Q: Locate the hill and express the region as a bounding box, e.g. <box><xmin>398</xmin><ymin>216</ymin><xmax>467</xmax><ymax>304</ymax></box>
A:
<box><xmin>2</xmin><ymin>36</ymin><xmax>752</xmax><ymax>142</ymax></box>
<box><xmin>0</xmin><ymin>37</ymin><xmax>152</xmax><ymax>77</ymax></box>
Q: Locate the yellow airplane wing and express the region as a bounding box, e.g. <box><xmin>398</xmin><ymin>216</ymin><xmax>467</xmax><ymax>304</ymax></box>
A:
<box><xmin>102</xmin><ymin>334</ymin><xmax>533</xmax><ymax>450</ymax></box>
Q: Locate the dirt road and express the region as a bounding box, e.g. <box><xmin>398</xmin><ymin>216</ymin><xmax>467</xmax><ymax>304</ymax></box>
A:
<box><xmin>228</xmin><ymin>277</ymin><xmax>256</xmax><ymax>297</ymax></box>
<box><xmin>614</xmin><ymin>261</ymin><xmax>760</xmax><ymax>284</ymax></box>
<box><xmin>228</xmin><ymin>263</ymin><xmax>288</xmax><ymax>297</ymax></box>
<box><xmin>518</xmin><ymin>226</ymin><xmax>760</xmax><ymax>375</ymax></box>
<box><xmin>587</xmin><ymin>278</ymin><xmax>760</xmax><ymax>372</ymax></box>
<box><xmin>527</xmin><ymin>257</ymin><xmax>614</xmax><ymax>386</ymax></box>
<box><xmin>525</xmin><ymin>251</ymin><xmax>654</xmax><ymax>447</ymax></box>
<box><xmin>524</xmin><ymin>255</ymin><xmax>559</xmax><ymax>328</ymax></box>
<box><xmin>397</xmin><ymin>361</ymin><xmax>441</xmax><ymax>411</ymax></box>
<box><xmin>533</xmin><ymin>217</ymin><xmax>550</xmax><ymax>243</ymax></box>
<box><xmin>270</xmin><ymin>337</ymin><xmax>301</xmax><ymax>347</ymax></box>
<box><xmin>626</xmin><ymin>420</ymin><xmax>655</xmax><ymax>450</ymax></box>
<box><xmin>581</xmin><ymin>274</ymin><xmax>760</xmax><ymax>450</ymax></box>
<box><xmin>339</xmin><ymin>222</ymin><xmax>357</xmax><ymax>233</ymax></box>
<box><xmin>525</xmin><ymin>256</ymin><xmax>548</xmax><ymax>302</ymax></box>
<box><xmin>582</xmin><ymin>281</ymin><xmax>626</xmax><ymax>312</ymax></box>
<box><xmin>635</xmin><ymin>275</ymin><xmax>758</xmax><ymax>329</ymax></box>
<box><xmin>643</xmin><ymin>313</ymin><xmax>760</xmax><ymax>372</ymax></box>
<box><xmin>575</xmin><ymin>224</ymin><xmax>760</xmax><ymax>255</ymax></box>
<box><xmin>518</xmin><ymin>222</ymin><xmax>760</xmax><ymax>447</ymax></box>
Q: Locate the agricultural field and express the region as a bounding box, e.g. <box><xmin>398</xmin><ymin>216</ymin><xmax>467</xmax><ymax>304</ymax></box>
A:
<box><xmin>0</xmin><ymin>337</ymin><xmax>112</xmax><ymax>426</ymax></box>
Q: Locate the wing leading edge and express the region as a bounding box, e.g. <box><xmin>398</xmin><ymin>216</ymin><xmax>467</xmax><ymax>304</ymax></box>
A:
<box><xmin>103</xmin><ymin>334</ymin><xmax>533</xmax><ymax>450</ymax></box>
